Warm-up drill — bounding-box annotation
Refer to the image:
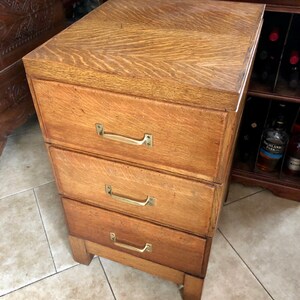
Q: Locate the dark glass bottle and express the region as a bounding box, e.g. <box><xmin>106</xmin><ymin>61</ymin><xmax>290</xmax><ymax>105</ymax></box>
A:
<box><xmin>240</xmin><ymin>121</ymin><xmax>259</xmax><ymax>162</ymax></box>
<box><xmin>288</xmin><ymin>50</ymin><xmax>299</xmax><ymax>89</ymax></box>
<box><xmin>284</xmin><ymin>115</ymin><xmax>300</xmax><ymax>176</ymax></box>
<box><xmin>239</xmin><ymin>97</ymin><xmax>265</xmax><ymax>163</ymax></box>
<box><xmin>257</xmin><ymin>117</ymin><xmax>289</xmax><ymax>172</ymax></box>
<box><xmin>258</xmin><ymin>28</ymin><xmax>281</xmax><ymax>83</ymax></box>
<box><xmin>269</xmin><ymin>28</ymin><xmax>280</xmax><ymax>42</ymax></box>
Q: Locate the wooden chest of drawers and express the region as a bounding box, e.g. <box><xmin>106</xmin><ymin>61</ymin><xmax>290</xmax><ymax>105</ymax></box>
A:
<box><xmin>23</xmin><ymin>0</ymin><xmax>264</xmax><ymax>298</ymax></box>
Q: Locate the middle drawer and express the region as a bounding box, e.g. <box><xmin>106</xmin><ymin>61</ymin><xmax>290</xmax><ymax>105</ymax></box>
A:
<box><xmin>49</xmin><ymin>147</ymin><xmax>220</xmax><ymax>236</ymax></box>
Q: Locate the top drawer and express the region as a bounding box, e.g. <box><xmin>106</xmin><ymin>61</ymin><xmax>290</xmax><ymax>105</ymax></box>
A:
<box><xmin>32</xmin><ymin>79</ymin><xmax>230</xmax><ymax>182</ymax></box>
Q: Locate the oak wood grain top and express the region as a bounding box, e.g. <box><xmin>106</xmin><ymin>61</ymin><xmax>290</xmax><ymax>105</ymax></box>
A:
<box><xmin>24</xmin><ymin>0</ymin><xmax>264</xmax><ymax>111</ymax></box>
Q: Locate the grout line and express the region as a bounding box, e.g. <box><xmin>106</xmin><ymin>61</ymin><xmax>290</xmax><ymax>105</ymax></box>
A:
<box><xmin>33</xmin><ymin>188</ymin><xmax>57</xmax><ymax>273</ymax></box>
<box><xmin>224</xmin><ymin>188</ymin><xmax>265</xmax><ymax>206</ymax></box>
<box><xmin>0</xmin><ymin>262</ymin><xmax>81</xmax><ymax>298</ymax></box>
<box><xmin>0</xmin><ymin>180</ymin><xmax>55</xmax><ymax>201</ymax></box>
<box><xmin>98</xmin><ymin>257</ymin><xmax>117</xmax><ymax>300</ymax></box>
<box><xmin>217</xmin><ymin>228</ymin><xmax>275</xmax><ymax>300</ymax></box>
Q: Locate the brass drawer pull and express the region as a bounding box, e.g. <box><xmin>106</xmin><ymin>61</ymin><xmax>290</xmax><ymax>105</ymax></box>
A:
<box><xmin>96</xmin><ymin>123</ymin><xmax>153</xmax><ymax>147</ymax></box>
<box><xmin>105</xmin><ymin>185</ymin><xmax>155</xmax><ymax>206</ymax></box>
<box><xmin>110</xmin><ymin>232</ymin><xmax>152</xmax><ymax>253</ymax></box>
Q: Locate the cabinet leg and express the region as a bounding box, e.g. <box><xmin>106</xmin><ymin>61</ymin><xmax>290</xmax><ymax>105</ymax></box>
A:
<box><xmin>182</xmin><ymin>274</ymin><xmax>204</xmax><ymax>300</ymax></box>
<box><xmin>68</xmin><ymin>235</ymin><xmax>94</xmax><ymax>265</ymax></box>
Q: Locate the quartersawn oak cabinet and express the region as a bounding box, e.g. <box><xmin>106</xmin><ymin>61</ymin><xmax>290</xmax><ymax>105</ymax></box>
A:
<box><xmin>23</xmin><ymin>0</ymin><xmax>264</xmax><ymax>299</ymax></box>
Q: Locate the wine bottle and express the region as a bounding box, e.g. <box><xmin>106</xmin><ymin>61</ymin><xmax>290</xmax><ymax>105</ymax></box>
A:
<box><xmin>257</xmin><ymin>116</ymin><xmax>289</xmax><ymax>172</ymax></box>
<box><xmin>268</xmin><ymin>103</ymin><xmax>287</xmax><ymax>129</ymax></box>
<box><xmin>268</xmin><ymin>28</ymin><xmax>280</xmax><ymax>42</ymax></box>
<box><xmin>240</xmin><ymin>121</ymin><xmax>259</xmax><ymax>162</ymax></box>
<box><xmin>239</xmin><ymin>97</ymin><xmax>264</xmax><ymax>162</ymax></box>
<box><xmin>284</xmin><ymin>114</ymin><xmax>300</xmax><ymax>176</ymax></box>
<box><xmin>288</xmin><ymin>50</ymin><xmax>299</xmax><ymax>89</ymax></box>
<box><xmin>258</xmin><ymin>28</ymin><xmax>281</xmax><ymax>83</ymax></box>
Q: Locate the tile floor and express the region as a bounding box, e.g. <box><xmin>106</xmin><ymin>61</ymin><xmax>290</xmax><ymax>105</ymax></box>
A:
<box><xmin>0</xmin><ymin>116</ymin><xmax>299</xmax><ymax>300</ymax></box>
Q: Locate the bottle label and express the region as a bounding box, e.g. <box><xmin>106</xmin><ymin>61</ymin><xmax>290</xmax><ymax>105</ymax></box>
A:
<box><xmin>286</xmin><ymin>156</ymin><xmax>300</xmax><ymax>171</ymax></box>
<box><xmin>260</xmin><ymin>139</ymin><xmax>285</xmax><ymax>159</ymax></box>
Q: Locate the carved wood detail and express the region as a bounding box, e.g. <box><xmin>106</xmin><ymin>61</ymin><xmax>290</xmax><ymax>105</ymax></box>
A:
<box><xmin>0</xmin><ymin>0</ymin><xmax>65</xmax><ymax>155</ymax></box>
<box><xmin>0</xmin><ymin>61</ymin><xmax>30</xmax><ymax>113</ymax></box>
<box><xmin>0</xmin><ymin>60</ymin><xmax>34</xmax><ymax>140</ymax></box>
<box><xmin>0</xmin><ymin>0</ymin><xmax>55</xmax><ymax>59</ymax></box>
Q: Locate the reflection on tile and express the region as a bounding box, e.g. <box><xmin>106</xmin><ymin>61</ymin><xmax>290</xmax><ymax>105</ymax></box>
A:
<box><xmin>202</xmin><ymin>232</ymin><xmax>271</xmax><ymax>300</ymax></box>
<box><xmin>101</xmin><ymin>258</ymin><xmax>182</xmax><ymax>300</ymax></box>
<box><xmin>219</xmin><ymin>190</ymin><xmax>300</xmax><ymax>300</ymax></box>
<box><xmin>2</xmin><ymin>259</ymin><xmax>114</xmax><ymax>300</ymax></box>
<box><xmin>0</xmin><ymin>123</ymin><xmax>53</xmax><ymax>199</ymax></box>
<box><xmin>0</xmin><ymin>190</ymin><xmax>55</xmax><ymax>296</ymax></box>
<box><xmin>226</xmin><ymin>183</ymin><xmax>264</xmax><ymax>204</ymax></box>
<box><xmin>35</xmin><ymin>182</ymin><xmax>77</xmax><ymax>272</ymax></box>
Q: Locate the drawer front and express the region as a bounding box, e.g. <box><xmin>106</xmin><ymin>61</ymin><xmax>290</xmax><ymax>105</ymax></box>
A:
<box><xmin>63</xmin><ymin>198</ymin><xmax>206</xmax><ymax>277</ymax></box>
<box><xmin>33</xmin><ymin>79</ymin><xmax>228</xmax><ymax>182</ymax></box>
<box><xmin>50</xmin><ymin>147</ymin><xmax>220</xmax><ymax>236</ymax></box>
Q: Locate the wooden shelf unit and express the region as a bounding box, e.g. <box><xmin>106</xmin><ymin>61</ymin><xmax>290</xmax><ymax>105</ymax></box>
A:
<box><xmin>229</xmin><ymin>1</ymin><xmax>300</xmax><ymax>201</ymax></box>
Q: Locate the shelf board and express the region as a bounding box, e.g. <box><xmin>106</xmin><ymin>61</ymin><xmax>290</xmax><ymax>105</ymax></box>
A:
<box><xmin>223</xmin><ymin>0</ymin><xmax>300</xmax><ymax>12</ymax></box>
<box><xmin>233</xmin><ymin>159</ymin><xmax>255</xmax><ymax>173</ymax></box>
<box><xmin>249</xmin><ymin>81</ymin><xmax>300</xmax><ymax>103</ymax></box>
<box><xmin>231</xmin><ymin>167</ymin><xmax>300</xmax><ymax>201</ymax></box>
<box><xmin>266</xmin><ymin>5</ymin><xmax>300</xmax><ymax>14</ymax></box>
<box><xmin>248</xmin><ymin>90</ymin><xmax>300</xmax><ymax>103</ymax></box>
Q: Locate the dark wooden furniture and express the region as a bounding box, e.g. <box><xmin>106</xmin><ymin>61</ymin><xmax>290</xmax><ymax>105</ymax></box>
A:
<box><xmin>23</xmin><ymin>0</ymin><xmax>264</xmax><ymax>298</ymax></box>
<box><xmin>0</xmin><ymin>0</ymin><xmax>66</xmax><ymax>154</ymax></box>
<box><xmin>225</xmin><ymin>0</ymin><xmax>300</xmax><ymax>12</ymax></box>
<box><xmin>223</xmin><ymin>1</ymin><xmax>300</xmax><ymax>202</ymax></box>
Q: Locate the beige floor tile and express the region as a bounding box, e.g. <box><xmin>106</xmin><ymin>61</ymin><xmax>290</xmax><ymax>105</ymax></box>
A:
<box><xmin>0</xmin><ymin>122</ymin><xmax>53</xmax><ymax>199</ymax></box>
<box><xmin>226</xmin><ymin>183</ymin><xmax>264</xmax><ymax>204</ymax></box>
<box><xmin>219</xmin><ymin>190</ymin><xmax>300</xmax><ymax>300</ymax></box>
<box><xmin>202</xmin><ymin>232</ymin><xmax>271</xmax><ymax>300</ymax></box>
<box><xmin>2</xmin><ymin>259</ymin><xmax>114</xmax><ymax>300</ymax></box>
<box><xmin>100</xmin><ymin>230</ymin><xmax>270</xmax><ymax>300</ymax></box>
<box><xmin>35</xmin><ymin>182</ymin><xmax>77</xmax><ymax>272</ymax></box>
<box><xmin>0</xmin><ymin>190</ymin><xmax>55</xmax><ymax>296</ymax></box>
<box><xmin>101</xmin><ymin>258</ymin><xmax>182</xmax><ymax>300</ymax></box>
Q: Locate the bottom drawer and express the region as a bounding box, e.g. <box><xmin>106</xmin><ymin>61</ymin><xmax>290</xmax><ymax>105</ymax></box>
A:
<box><xmin>63</xmin><ymin>198</ymin><xmax>207</xmax><ymax>277</ymax></box>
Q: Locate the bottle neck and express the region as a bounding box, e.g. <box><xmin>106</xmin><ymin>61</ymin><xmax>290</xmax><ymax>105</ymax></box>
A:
<box><xmin>274</xmin><ymin>119</ymin><xmax>286</xmax><ymax>131</ymax></box>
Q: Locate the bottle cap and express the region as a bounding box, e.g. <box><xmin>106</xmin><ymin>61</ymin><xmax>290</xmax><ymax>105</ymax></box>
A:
<box><xmin>290</xmin><ymin>51</ymin><xmax>299</xmax><ymax>65</ymax></box>
<box><xmin>251</xmin><ymin>122</ymin><xmax>258</xmax><ymax>129</ymax></box>
<box><xmin>269</xmin><ymin>29</ymin><xmax>279</xmax><ymax>42</ymax></box>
